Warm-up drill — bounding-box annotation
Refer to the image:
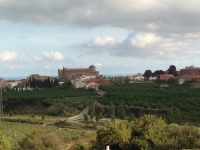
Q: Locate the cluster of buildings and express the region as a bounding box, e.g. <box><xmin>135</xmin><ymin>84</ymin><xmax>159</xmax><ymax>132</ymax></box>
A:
<box><xmin>1</xmin><ymin>64</ymin><xmax>200</xmax><ymax>90</ymax></box>
<box><xmin>129</xmin><ymin>65</ymin><xmax>200</xmax><ymax>84</ymax></box>
<box><xmin>58</xmin><ymin>65</ymin><xmax>110</xmax><ymax>90</ymax></box>
<box><xmin>0</xmin><ymin>65</ymin><xmax>110</xmax><ymax>91</ymax></box>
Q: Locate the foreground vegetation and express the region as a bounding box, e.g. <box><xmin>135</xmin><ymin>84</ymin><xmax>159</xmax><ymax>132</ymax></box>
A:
<box><xmin>1</xmin><ymin>114</ymin><xmax>200</xmax><ymax>149</ymax></box>
<box><xmin>0</xmin><ymin>121</ymin><xmax>95</xmax><ymax>150</ymax></box>
<box><xmin>98</xmin><ymin>83</ymin><xmax>200</xmax><ymax>123</ymax></box>
<box><xmin>95</xmin><ymin>115</ymin><xmax>200</xmax><ymax>150</ymax></box>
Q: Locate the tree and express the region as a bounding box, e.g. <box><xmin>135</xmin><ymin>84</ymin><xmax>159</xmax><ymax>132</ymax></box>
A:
<box><xmin>128</xmin><ymin>114</ymin><xmax>135</xmax><ymax>122</ymax></box>
<box><xmin>130</xmin><ymin>115</ymin><xmax>168</xmax><ymax>150</ymax></box>
<box><xmin>109</xmin><ymin>102</ymin><xmax>115</xmax><ymax>119</ymax></box>
<box><xmin>95</xmin><ymin>115</ymin><xmax>100</xmax><ymax>122</ymax></box>
<box><xmin>166</xmin><ymin>107</ymin><xmax>182</xmax><ymax>124</ymax></box>
<box><xmin>84</xmin><ymin>114</ymin><xmax>88</xmax><ymax>122</ymax></box>
<box><xmin>167</xmin><ymin>78</ymin><xmax>178</xmax><ymax>84</ymax></box>
<box><xmin>117</xmin><ymin>103</ymin><xmax>126</xmax><ymax>120</ymax></box>
<box><xmin>168</xmin><ymin>65</ymin><xmax>178</xmax><ymax>76</ymax></box>
<box><xmin>153</xmin><ymin>70</ymin><xmax>165</xmax><ymax>77</ymax></box>
<box><xmin>88</xmin><ymin>102</ymin><xmax>95</xmax><ymax>118</ymax></box>
<box><xmin>144</xmin><ymin>70</ymin><xmax>152</xmax><ymax>78</ymax></box>
<box><xmin>124</xmin><ymin>76</ymin><xmax>130</xmax><ymax>84</ymax></box>
<box><xmin>96</xmin><ymin>122</ymin><xmax>132</xmax><ymax>149</ymax></box>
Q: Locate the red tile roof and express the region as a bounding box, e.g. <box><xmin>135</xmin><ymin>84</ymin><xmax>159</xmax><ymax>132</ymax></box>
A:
<box><xmin>84</xmin><ymin>78</ymin><xmax>110</xmax><ymax>85</ymax></box>
<box><xmin>159</xmin><ymin>74</ymin><xmax>174</xmax><ymax>80</ymax></box>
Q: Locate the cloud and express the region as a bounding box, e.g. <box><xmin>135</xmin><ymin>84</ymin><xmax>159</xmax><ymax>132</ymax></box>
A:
<box><xmin>34</xmin><ymin>51</ymin><xmax>64</xmax><ymax>62</ymax></box>
<box><xmin>130</xmin><ymin>33</ymin><xmax>161</xmax><ymax>48</ymax></box>
<box><xmin>41</xmin><ymin>51</ymin><xmax>64</xmax><ymax>61</ymax></box>
<box><xmin>77</xmin><ymin>32</ymin><xmax>200</xmax><ymax>60</ymax></box>
<box><xmin>84</xmin><ymin>36</ymin><xmax>122</xmax><ymax>48</ymax></box>
<box><xmin>0</xmin><ymin>51</ymin><xmax>18</xmax><ymax>62</ymax></box>
<box><xmin>1</xmin><ymin>0</ymin><xmax>200</xmax><ymax>33</ymax></box>
<box><xmin>94</xmin><ymin>63</ymin><xmax>102</xmax><ymax>67</ymax></box>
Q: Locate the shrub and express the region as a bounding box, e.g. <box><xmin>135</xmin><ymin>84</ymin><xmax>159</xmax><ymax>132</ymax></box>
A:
<box><xmin>20</xmin><ymin>131</ymin><xmax>63</xmax><ymax>150</ymax></box>
<box><xmin>0</xmin><ymin>137</ymin><xmax>11</xmax><ymax>150</ymax></box>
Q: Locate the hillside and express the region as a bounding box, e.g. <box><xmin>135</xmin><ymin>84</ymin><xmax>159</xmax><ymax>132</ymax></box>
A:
<box><xmin>97</xmin><ymin>83</ymin><xmax>200</xmax><ymax>123</ymax></box>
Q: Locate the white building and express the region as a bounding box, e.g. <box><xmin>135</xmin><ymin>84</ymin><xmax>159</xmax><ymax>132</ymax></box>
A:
<box><xmin>148</xmin><ymin>76</ymin><xmax>157</xmax><ymax>81</ymax></box>
<box><xmin>129</xmin><ymin>73</ymin><xmax>144</xmax><ymax>81</ymax></box>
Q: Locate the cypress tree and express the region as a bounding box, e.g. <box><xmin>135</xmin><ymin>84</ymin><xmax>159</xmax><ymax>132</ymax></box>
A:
<box><xmin>118</xmin><ymin>102</ymin><xmax>126</xmax><ymax>120</ymax></box>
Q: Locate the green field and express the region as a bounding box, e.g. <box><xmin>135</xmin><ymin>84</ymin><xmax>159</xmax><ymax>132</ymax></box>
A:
<box><xmin>98</xmin><ymin>83</ymin><xmax>200</xmax><ymax>122</ymax></box>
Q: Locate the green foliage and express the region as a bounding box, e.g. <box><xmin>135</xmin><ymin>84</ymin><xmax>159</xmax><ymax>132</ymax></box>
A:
<box><xmin>95</xmin><ymin>115</ymin><xmax>100</xmax><ymax>122</ymax></box>
<box><xmin>96</xmin><ymin>114</ymin><xmax>200</xmax><ymax>149</ymax></box>
<box><xmin>117</xmin><ymin>103</ymin><xmax>126</xmax><ymax>120</ymax></box>
<box><xmin>98</xmin><ymin>83</ymin><xmax>200</xmax><ymax>123</ymax></box>
<box><xmin>3</xmin><ymin>88</ymin><xmax>96</xmax><ymax>114</ymax></box>
<box><xmin>0</xmin><ymin>122</ymin><xmax>94</xmax><ymax>149</ymax></box>
<box><xmin>61</xmin><ymin>80</ymin><xmax>72</xmax><ymax>89</ymax></box>
<box><xmin>0</xmin><ymin>136</ymin><xmax>11</xmax><ymax>150</ymax></box>
<box><xmin>128</xmin><ymin>114</ymin><xmax>135</xmax><ymax>122</ymax></box>
<box><xmin>168</xmin><ymin>64</ymin><xmax>178</xmax><ymax>76</ymax></box>
<box><xmin>144</xmin><ymin>70</ymin><xmax>152</xmax><ymax>78</ymax></box>
<box><xmin>71</xmin><ymin>141</ymin><xmax>90</xmax><ymax>150</ymax></box>
<box><xmin>88</xmin><ymin>102</ymin><xmax>95</xmax><ymax>118</ymax></box>
<box><xmin>96</xmin><ymin>122</ymin><xmax>132</xmax><ymax>149</ymax></box>
<box><xmin>20</xmin><ymin>131</ymin><xmax>63</xmax><ymax>150</ymax></box>
<box><xmin>166</xmin><ymin>107</ymin><xmax>181</xmax><ymax>124</ymax></box>
<box><xmin>41</xmin><ymin>115</ymin><xmax>45</xmax><ymax>121</ymax></box>
<box><xmin>124</xmin><ymin>76</ymin><xmax>130</xmax><ymax>84</ymax></box>
<box><xmin>109</xmin><ymin>102</ymin><xmax>115</xmax><ymax>118</ymax></box>
<box><xmin>84</xmin><ymin>114</ymin><xmax>88</xmax><ymax>122</ymax></box>
<box><xmin>167</xmin><ymin>78</ymin><xmax>178</xmax><ymax>84</ymax></box>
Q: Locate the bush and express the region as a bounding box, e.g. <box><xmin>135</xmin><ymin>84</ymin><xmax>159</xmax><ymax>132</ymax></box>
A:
<box><xmin>71</xmin><ymin>141</ymin><xmax>90</xmax><ymax>150</ymax></box>
<box><xmin>20</xmin><ymin>131</ymin><xmax>63</xmax><ymax>150</ymax></box>
<box><xmin>0</xmin><ymin>137</ymin><xmax>11</xmax><ymax>150</ymax></box>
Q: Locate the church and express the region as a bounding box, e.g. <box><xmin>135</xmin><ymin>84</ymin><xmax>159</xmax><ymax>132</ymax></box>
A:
<box><xmin>58</xmin><ymin>65</ymin><xmax>99</xmax><ymax>80</ymax></box>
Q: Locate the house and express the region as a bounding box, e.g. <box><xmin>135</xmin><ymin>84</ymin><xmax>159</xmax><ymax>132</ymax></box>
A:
<box><xmin>74</xmin><ymin>77</ymin><xmax>86</xmax><ymax>88</ymax></box>
<box><xmin>129</xmin><ymin>73</ymin><xmax>144</xmax><ymax>81</ymax></box>
<box><xmin>180</xmin><ymin>65</ymin><xmax>200</xmax><ymax>76</ymax></box>
<box><xmin>159</xmin><ymin>74</ymin><xmax>174</xmax><ymax>80</ymax></box>
<box><xmin>84</xmin><ymin>78</ymin><xmax>110</xmax><ymax>90</ymax></box>
<box><xmin>148</xmin><ymin>76</ymin><xmax>157</xmax><ymax>81</ymax></box>
<box><xmin>178</xmin><ymin>75</ymin><xmax>191</xmax><ymax>84</ymax></box>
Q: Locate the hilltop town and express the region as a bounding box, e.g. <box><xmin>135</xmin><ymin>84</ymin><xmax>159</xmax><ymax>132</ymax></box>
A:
<box><xmin>1</xmin><ymin>64</ymin><xmax>200</xmax><ymax>91</ymax></box>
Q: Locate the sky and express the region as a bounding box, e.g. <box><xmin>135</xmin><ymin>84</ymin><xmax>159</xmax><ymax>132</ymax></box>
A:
<box><xmin>1</xmin><ymin>0</ymin><xmax>200</xmax><ymax>78</ymax></box>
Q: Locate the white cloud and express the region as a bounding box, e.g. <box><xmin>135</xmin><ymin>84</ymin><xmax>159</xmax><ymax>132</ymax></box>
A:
<box><xmin>34</xmin><ymin>56</ymin><xmax>42</xmax><ymax>61</ymax></box>
<box><xmin>131</xmin><ymin>33</ymin><xmax>161</xmax><ymax>48</ymax></box>
<box><xmin>42</xmin><ymin>51</ymin><xmax>64</xmax><ymax>61</ymax></box>
<box><xmin>0</xmin><ymin>51</ymin><xmax>18</xmax><ymax>62</ymax></box>
<box><xmin>85</xmin><ymin>36</ymin><xmax>122</xmax><ymax>48</ymax></box>
<box><xmin>94</xmin><ymin>63</ymin><xmax>102</xmax><ymax>67</ymax></box>
<box><xmin>77</xmin><ymin>32</ymin><xmax>200</xmax><ymax>60</ymax></box>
